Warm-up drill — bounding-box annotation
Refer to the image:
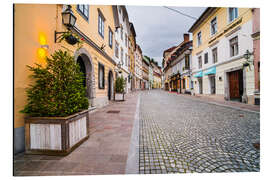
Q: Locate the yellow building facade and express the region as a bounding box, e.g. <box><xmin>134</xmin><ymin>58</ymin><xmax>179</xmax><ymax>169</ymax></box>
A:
<box><xmin>14</xmin><ymin>4</ymin><xmax>119</xmax><ymax>153</ymax></box>
<box><xmin>189</xmin><ymin>8</ymin><xmax>255</xmax><ymax>103</ymax></box>
<box><xmin>128</xmin><ymin>22</ymin><xmax>136</xmax><ymax>91</ymax></box>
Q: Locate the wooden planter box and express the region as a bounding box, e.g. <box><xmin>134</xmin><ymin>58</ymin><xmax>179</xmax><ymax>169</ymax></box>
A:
<box><xmin>114</xmin><ymin>92</ymin><xmax>125</xmax><ymax>101</ymax></box>
<box><xmin>24</xmin><ymin>109</ymin><xmax>91</xmax><ymax>156</ymax></box>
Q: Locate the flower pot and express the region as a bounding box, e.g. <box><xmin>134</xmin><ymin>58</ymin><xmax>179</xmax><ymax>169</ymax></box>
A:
<box><xmin>114</xmin><ymin>92</ymin><xmax>125</xmax><ymax>101</ymax></box>
<box><xmin>24</xmin><ymin>109</ymin><xmax>94</xmax><ymax>156</ymax></box>
<box><xmin>65</xmin><ymin>35</ymin><xmax>78</xmax><ymax>45</ymax></box>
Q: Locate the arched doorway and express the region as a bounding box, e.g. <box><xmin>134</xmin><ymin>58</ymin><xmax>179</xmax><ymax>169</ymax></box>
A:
<box><xmin>108</xmin><ymin>70</ymin><xmax>114</xmax><ymax>100</ymax></box>
<box><xmin>74</xmin><ymin>48</ymin><xmax>95</xmax><ymax>107</ymax></box>
<box><xmin>77</xmin><ymin>56</ymin><xmax>86</xmax><ymax>87</ymax></box>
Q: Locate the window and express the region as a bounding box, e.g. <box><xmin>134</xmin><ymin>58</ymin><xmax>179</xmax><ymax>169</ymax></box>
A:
<box><xmin>125</xmin><ymin>34</ymin><xmax>128</xmax><ymax>47</ymax></box>
<box><xmin>98</xmin><ymin>12</ymin><xmax>105</xmax><ymax>38</ymax></box>
<box><xmin>121</xmin><ymin>48</ymin><xmax>123</xmax><ymax>64</ymax></box>
<box><xmin>77</xmin><ymin>5</ymin><xmax>89</xmax><ymax>20</ymax></box>
<box><xmin>98</xmin><ymin>63</ymin><xmax>105</xmax><ymax>89</ymax></box>
<box><xmin>211</xmin><ymin>17</ymin><xmax>217</xmax><ymax>35</ymax></box>
<box><xmin>198</xmin><ymin>56</ymin><xmax>202</xmax><ymax>69</ymax></box>
<box><xmin>230</xmin><ymin>36</ymin><xmax>238</xmax><ymax>57</ymax></box>
<box><xmin>185</xmin><ymin>55</ymin><xmax>190</xmax><ymax>69</ymax></box>
<box><xmin>197</xmin><ymin>31</ymin><xmax>202</xmax><ymax>46</ymax></box>
<box><xmin>204</xmin><ymin>53</ymin><xmax>208</xmax><ymax>64</ymax></box>
<box><xmin>128</xmin><ymin>56</ymin><xmax>130</xmax><ymax>67</ymax></box>
<box><xmin>212</xmin><ymin>48</ymin><xmax>218</xmax><ymax>63</ymax></box>
<box><xmin>108</xmin><ymin>27</ymin><xmax>113</xmax><ymax>48</ymax></box>
<box><xmin>120</xmin><ymin>27</ymin><xmax>123</xmax><ymax>40</ymax></box>
<box><xmin>115</xmin><ymin>41</ymin><xmax>119</xmax><ymax>58</ymax></box>
<box><xmin>229</xmin><ymin>8</ymin><xmax>238</xmax><ymax>22</ymax></box>
<box><xmin>125</xmin><ymin>53</ymin><xmax>128</xmax><ymax>66</ymax></box>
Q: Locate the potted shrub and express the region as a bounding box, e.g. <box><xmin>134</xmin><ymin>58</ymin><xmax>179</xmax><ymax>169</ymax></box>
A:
<box><xmin>21</xmin><ymin>50</ymin><xmax>91</xmax><ymax>156</ymax></box>
<box><xmin>114</xmin><ymin>76</ymin><xmax>126</xmax><ymax>101</ymax></box>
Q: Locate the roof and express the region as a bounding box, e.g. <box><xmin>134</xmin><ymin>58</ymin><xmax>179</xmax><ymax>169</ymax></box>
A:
<box><xmin>163</xmin><ymin>46</ymin><xmax>176</xmax><ymax>57</ymax></box>
<box><xmin>143</xmin><ymin>56</ymin><xmax>150</xmax><ymax>64</ymax></box>
<box><xmin>188</xmin><ymin>7</ymin><xmax>217</xmax><ymax>33</ymax></box>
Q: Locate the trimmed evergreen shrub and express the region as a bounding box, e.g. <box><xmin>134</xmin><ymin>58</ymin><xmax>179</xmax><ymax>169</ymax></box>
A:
<box><xmin>21</xmin><ymin>50</ymin><xmax>89</xmax><ymax>117</ymax></box>
<box><xmin>115</xmin><ymin>76</ymin><xmax>125</xmax><ymax>93</ymax></box>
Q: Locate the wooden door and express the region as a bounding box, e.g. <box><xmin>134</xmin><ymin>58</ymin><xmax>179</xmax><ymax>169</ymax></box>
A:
<box><xmin>229</xmin><ymin>71</ymin><xmax>240</xmax><ymax>98</ymax></box>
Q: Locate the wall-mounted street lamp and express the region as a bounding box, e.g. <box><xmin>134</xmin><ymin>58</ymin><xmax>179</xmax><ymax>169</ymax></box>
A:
<box><xmin>243</xmin><ymin>50</ymin><xmax>254</xmax><ymax>69</ymax></box>
<box><xmin>243</xmin><ymin>50</ymin><xmax>253</xmax><ymax>63</ymax></box>
<box><xmin>62</xmin><ymin>5</ymin><xmax>77</xmax><ymax>27</ymax></box>
<box><xmin>55</xmin><ymin>5</ymin><xmax>77</xmax><ymax>43</ymax></box>
<box><xmin>116</xmin><ymin>61</ymin><xmax>123</xmax><ymax>74</ymax></box>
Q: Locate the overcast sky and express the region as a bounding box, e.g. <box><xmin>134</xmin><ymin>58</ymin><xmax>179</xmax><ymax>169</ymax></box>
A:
<box><xmin>126</xmin><ymin>6</ymin><xmax>206</xmax><ymax>67</ymax></box>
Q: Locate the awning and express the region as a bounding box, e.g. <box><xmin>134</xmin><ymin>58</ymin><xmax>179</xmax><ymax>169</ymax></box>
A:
<box><xmin>194</xmin><ymin>71</ymin><xmax>203</xmax><ymax>78</ymax></box>
<box><xmin>204</xmin><ymin>66</ymin><xmax>216</xmax><ymax>75</ymax></box>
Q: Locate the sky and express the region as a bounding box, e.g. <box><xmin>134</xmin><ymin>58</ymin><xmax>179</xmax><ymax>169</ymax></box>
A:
<box><xmin>126</xmin><ymin>6</ymin><xmax>206</xmax><ymax>67</ymax></box>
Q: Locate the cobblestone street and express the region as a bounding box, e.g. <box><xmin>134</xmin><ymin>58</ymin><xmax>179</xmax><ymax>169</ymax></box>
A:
<box><xmin>139</xmin><ymin>90</ymin><xmax>260</xmax><ymax>174</ymax></box>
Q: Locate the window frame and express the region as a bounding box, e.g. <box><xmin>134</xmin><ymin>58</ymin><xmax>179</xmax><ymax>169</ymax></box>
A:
<box><xmin>108</xmin><ymin>27</ymin><xmax>113</xmax><ymax>48</ymax></box>
<box><xmin>229</xmin><ymin>36</ymin><xmax>239</xmax><ymax>57</ymax></box>
<box><xmin>198</xmin><ymin>56</ymin><xmax>202</xmax><ymax>69</ymax></box>
<box><xmin>98</xmin><ymin>11</ymin><xmax>105</xmax><ymax>38</ymax></box>
<box><xmin>204</xmin><ymin>52</ymin><xmax>208</xmax><ymax>64</ymax></box>
<box><xmin>228</xmin><ymin>8</ymin><xmax>238</xmax><ymax>23</ymax></box>
<box><xmin>212</xmin><ymin>48</ymin><xmax>218</xmax><ymax>64</ymax></box>
<box><xmin>185</xmin><ymin>54</ymin><xmax>190</xmax><ymax>69</ymax></box>
<box><xmin>77</xmin><ymin>5</ymin><xmax>89</xmax><ymax>21</ymax></box>
<box><xmin>98</xmin><ymin>63</ymin><xmax>105</xmax><ymax>89</ymax></box>
<box><xmin>115</xmin><ymin>41</ymin><xmax>119</xmax><ymax>58</ymax></box>
<box><xmin>197</xmin><ymin>31</ymin><xmax>202</xmax><ymax>47</ymax></box>
<box><xmin>210</xmin><ymin>17</ymin><xmax>217</xmax><ymax>35</ymax></box>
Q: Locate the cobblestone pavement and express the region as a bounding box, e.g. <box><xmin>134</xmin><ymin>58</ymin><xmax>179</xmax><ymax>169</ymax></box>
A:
<box><xmin>139</xmin><ymin>90</ymin><xmax>260</xmax><ymax>174</ymax></box>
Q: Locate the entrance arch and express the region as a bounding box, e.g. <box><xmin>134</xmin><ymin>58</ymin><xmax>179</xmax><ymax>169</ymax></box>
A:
<box><xmin>74</xmin><ymin>48</ymin><xmax>95</xmax><ymax>106</ymax></box>
<box><xmin>108</xmin><ymin>70</ymin><xmax>114</xmax><ymax>100</ymax></box>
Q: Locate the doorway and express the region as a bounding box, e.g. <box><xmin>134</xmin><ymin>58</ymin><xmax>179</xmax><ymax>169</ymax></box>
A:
<box><xmin>209</xmin><ymin>76</ymin><xmax>216</xmax><ymax>94</ymax></box>
<box><xmin>198</xmin><ymin>78</ymin><xmax>203</xmax><ymax>94</ymax></box>
<box><xmin>108</xmin><ymin>71</ymin><xmax>113</xmax><ymax>100</ymax></box>
<box><xmin>228</xmin><ymin>70</ymin><xmax>243</xmax><ymax>101</ymax></box>
<box><xmin>77</xmin><ymin>56</ymin><xmax>86</xmax><ymax>87</ymax></box>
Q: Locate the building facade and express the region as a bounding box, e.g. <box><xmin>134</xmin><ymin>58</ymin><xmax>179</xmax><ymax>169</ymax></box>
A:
<box><xmin>114</xmin><ymin>6</ymin><xmax>131</xmax><ymax>93</ymax></box>
<box><xmin>128</xmin><ymin>22</ymin><xmax>136</xmax><ymax>91</ymax></box>
<box><xmin>135</xmin><ymin>44</ymin><xmax>143</xmax><ymax>90</ymax></box>
<box><xmin>189</xmin><ymin>8</ymin><xmax>255</xmax><ymax>104</ymax></box>
<box><xmin>169</xmin><ymin>34</ymin><xmax>193</xmax><ymax>93</ymax></box>
<box><xmin>14</xmin><ymin>4</ymin><xmax>118</xmax><ymax>154</ymax></box>
<box><xmin>251</xmin><ymin>8</ymin><xmax>260</xmax><ymax>105</ymax></box>
<box><xmin>162</xmin><ymin>46</ymin><xmax>177</xmax><ymax>91</ymax></box>
<box><xmin>142</xmin><ymin>56</ymin><xmax>150</xmax><ymax>90</ymax></box>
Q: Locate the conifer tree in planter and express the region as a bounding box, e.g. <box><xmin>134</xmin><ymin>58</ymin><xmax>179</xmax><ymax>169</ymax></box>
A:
<box><xmin>114</xmin><ymin>76</ymin><xmax>126</xmax><ymax>101</ymax></box>
<box><xmin>21</xmin><ymin>50</ymin><xmax>90</xmax><ymax>155</ymax></box>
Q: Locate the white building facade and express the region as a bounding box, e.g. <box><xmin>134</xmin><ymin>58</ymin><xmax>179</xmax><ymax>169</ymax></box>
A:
<box><xmin>114</xmin><ymin>6</ymin><xmax>131</xmax><ymax>93</ymax></box>
<box><xmin>189</xmin><ymin>8</ymin><xmax>255</xmax><ymax>104</ymax></box>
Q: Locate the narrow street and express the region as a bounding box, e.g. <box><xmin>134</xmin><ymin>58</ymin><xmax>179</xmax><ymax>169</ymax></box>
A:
<box><xmin>139</xmin><ymin>90</ymin><xmax>260</xmax><ymax>173</ymax></box>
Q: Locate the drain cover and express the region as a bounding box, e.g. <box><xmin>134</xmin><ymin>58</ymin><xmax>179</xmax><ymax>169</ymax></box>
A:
<box><xmin>107</xmin><ymin>110</ymin><xmax>120</xmax><ymax>113</ymax></box>
<box><xmin>253</xmin><ymin>143</ymin><xmax>260</xmax><ymax>150</ymax></box>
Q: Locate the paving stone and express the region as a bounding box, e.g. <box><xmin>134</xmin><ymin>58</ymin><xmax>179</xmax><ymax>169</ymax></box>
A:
<box><xmin>138</xmin><ymin>90</ymin><xmax>260</xmax><ymax>174</ymax></box>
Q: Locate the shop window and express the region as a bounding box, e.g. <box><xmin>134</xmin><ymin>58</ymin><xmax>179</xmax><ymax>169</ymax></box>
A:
<box><xmin>230</xmin><ymin>36</ymin><xmax>238</xmax><ymax>57</ymax></box>
<box><xmin>98</xmin><ymin>63</ymin><xmax>105</xmax><ymax>89</ymax></box>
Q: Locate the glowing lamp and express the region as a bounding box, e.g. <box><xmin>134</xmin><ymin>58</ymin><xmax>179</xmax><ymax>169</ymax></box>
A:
<box><xmin>37</xmin><ymin>48</ymin><xmax>47</xmax><ymax>60</ymax></box>
<box><xmin>39</xmin><ymin>33</ymin><xmax>47</xmax><ymax>45</ymax></box>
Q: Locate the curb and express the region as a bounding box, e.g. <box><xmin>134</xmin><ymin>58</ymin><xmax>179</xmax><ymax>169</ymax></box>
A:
<box><xmin>125</xmin><ymin>92</ymin><xmax>140</xmax><ymax>174</ymax></box>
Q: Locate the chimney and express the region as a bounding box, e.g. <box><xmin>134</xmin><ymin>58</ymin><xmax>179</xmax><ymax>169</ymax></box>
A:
<box><xmin>183</xmin><ymin>33</ymin><xmax>189</xmax><ymax>42</ymax></box>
